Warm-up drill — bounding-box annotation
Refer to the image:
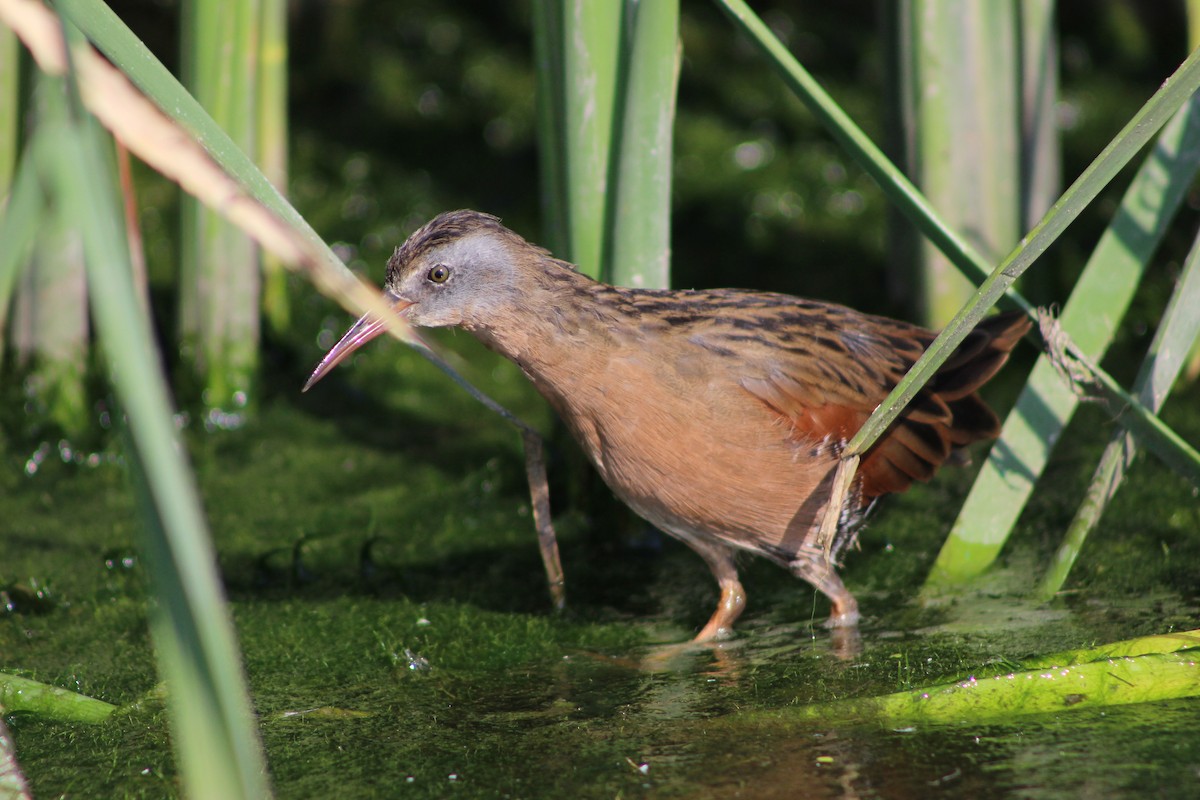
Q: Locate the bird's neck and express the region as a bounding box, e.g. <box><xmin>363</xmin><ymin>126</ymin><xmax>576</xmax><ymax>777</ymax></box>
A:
<box><xmin>462</xmin><ymin>261</ymin><xmax>625</xmax><ymax>407</ymax></box>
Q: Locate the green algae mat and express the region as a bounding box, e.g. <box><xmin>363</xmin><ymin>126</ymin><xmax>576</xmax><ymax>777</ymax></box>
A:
<box><xmin>3</xmin><ymin>348</ymin><xmax>1199</xmax><ymax>798</ymax></box>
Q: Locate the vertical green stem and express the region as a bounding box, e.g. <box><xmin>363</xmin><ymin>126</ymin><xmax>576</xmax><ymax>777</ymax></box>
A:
<box><xmin>535</xmin><ymin>0</ymin><xmax>678</xmax><ymax>287</ymax></box>
<box><xmin>532</xmin><ymin>1</ymin><xmax>678</xmax><ymax>530</ymax></box>
<box><xmin>180</xmin><ymin>0</ymin><xmax>261</xmax><ymax>423</ymax></box>
<box><xmin>0</xmin><ymin>152</ymin><xmax>43</xmax><ymax>355</ymax></box>
<box><xmin>258</xmin><ymin>0</ymin><xmax>290</xmax><ymax>334</ymax></box>
<box><xmin>0</xmin><ymin>21</ymin><xmax>18</xmax><ymax>353</ymax></box>
<box><xmin>11</xmin><ymin>75</ymin><xmax>90</xmax><ymax>437</ymax></box>
<box><xmin>1018</xmin><ymin>0</ymin><xmax>1060</xmax><ymax>232</ymax></box>
<box><xmin>564</xmin><ymin>1</ymin><xmax>620</xmax><ymax>278</ymax></box>
<box><xmin>1014</xmin><ymin>0</ymin><xmax>1061</xmax><ymax>307</ymax></box>
<box><xmin>531</xmin><ymin>0</ymin><xmax>568</xmax><ymax>256</ymax></box>
<box><xmin>892</xmin><ymin>0</ymin><xmax>1021</xmax><ymax>325</ymax></box>
<box><xmin>533</xmin><ymin>0</ymin><xmax>620</xmax><ymax>278</ymax></box>
<box><xmin>606</xmin><ymin>0</ymin><xmax>678</xmax><ymax>289</ymax></box>
<box><xmin>1184</xmin><ymin>0</ymin><xmax>1200</xmax><ymax>384</ymax></box>
<box><xmin>0</xmin><ymin>21</ymin><xmax>17</xmax><ymax>196</ymax></box>
<box><xmin>1190</xmin><ymin>0</ymin><xmax>1200</xmax><ymax>56</ymax></box>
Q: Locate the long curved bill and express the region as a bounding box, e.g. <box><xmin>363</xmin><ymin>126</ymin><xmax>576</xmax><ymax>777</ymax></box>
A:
<box><xmin>303</xmin><ymin>293</ymin><xmax>412</xmax><ymax>392</ymax></box>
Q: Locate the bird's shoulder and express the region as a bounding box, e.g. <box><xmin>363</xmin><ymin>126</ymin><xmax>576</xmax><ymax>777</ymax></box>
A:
<box><xmin>607</xmin><ymin>287</ymin><xmax>930</xmax><ymax>409</ymax></box>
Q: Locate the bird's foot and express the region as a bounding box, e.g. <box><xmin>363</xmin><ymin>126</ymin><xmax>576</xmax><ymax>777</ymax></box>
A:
<box><xmin>823</xmin><ymin>606</ymin><xmax>861</xmax><ymax>629</ymax></box>
<box><xmin>691</xmin><ymin>622</ymin><xmax>737</xmax><ymax>643</ymax></box>
<box><xmin>691</xmin><ymin>576</ymin><xmax>747</xmax><ymax>643</ymax></box>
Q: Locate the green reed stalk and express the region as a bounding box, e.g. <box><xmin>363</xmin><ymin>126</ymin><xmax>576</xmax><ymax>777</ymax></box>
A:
<box><xmin>531</xmin><ymin>0</ymin><xmax>568</xmax><ymax>256</ymax></box>
<box><xmin>1184</xmin><ymin>0</ymin><xmax>1200</xmax><ymax>383</ymax></box>
<box><xmin>0</xmin><ymin>22</ymin><xmax>16</xmax><ymax>197</ymax></box>
<box><xmin>9</xmin><ymin>74</ymin><xmax>89</xmax><ymax>437</ymax></box>
<box><xmin>1037</xmin><ymin>227</ymin><xmax>1200</xmax><ymax>599</ymax></box>
<box><xmin>723</xmin><ymin>629</ymin><xmax>1200</xmax><ymax>732</ymax></box>
<box><xmin>605</xmin><ymin>0</ymin><xmax>678</xmax><ymax>289</ymax></box>
<box><xmin>531</xmin><ymin>1</ymin><xmax>620</xmax><ymax>278</ymax></box>
<box><xmin>1192</xmin><ymin>0</ymin><xmax>1200</xmax><ymax>56</ymax></box>
<box><xmin>889</xmin><ymin>0</ymin><xmax>1022</xmax><ymax>326</ymax></box>
<box><xmin>44</xmin><ymin>55</ymin><xmax>271</xmax><ymax>798</ymax></box>
<box><xmin>0</xmin><ymin>22</ymin><xmax>18</xmax><ymax>351</ymax></box>
<box><xmin>533</xmin><ymin>1</ymin><xmax>678</xmax><ymax>287</ymax></box>
<box><xmin>180</xmin><ymin>0</ymin><xmax>261</xmax><ymax>423</ymax></box>
<box><xmin>929</xmin><ymin>94</ymin><xmax>1200</xmax><ymax>586</ymax></box>
<box><xmin>257</xmin><ymin>0</ymin><xmax>289</xmax><ymax>334</ymax></box>
<box><xmin>531</xmin><ymin>1</ymin><xmax>679</xmax><ymax>533</ymax></box>
<box><xmin>0</xmin><ymin>152</ymin><xmax>41</xmax><ymax>351</ymax></box>
<box><xmin>0</xmin><ymin>672</ymin><xmax>116</xmax><ymax>724</ymax></box>
<box><xmin>1018</xmin><ymin>0</ymin><xmax>1060</xmax><ymax>234</ymax></box>
<box><xmin>1024</xmin><ymin>629</ymin><xmax>1200</xmax><ymax>666</ymax></box>
<box><xmin>781</xmin><ymin>651</ymin><xmax>1200</xmax><ymax>727</ymax></box>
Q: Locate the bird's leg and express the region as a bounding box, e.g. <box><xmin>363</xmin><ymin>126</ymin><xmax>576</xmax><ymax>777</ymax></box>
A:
<box><xmin>687</xmin><ymin>537</ymin><xmax>746</xmax><ymax>643</ymax></box>
<box><xmin>789</xmin><ymin>543</ymin><xmax>860</xmax><ymax>628</ymax></box>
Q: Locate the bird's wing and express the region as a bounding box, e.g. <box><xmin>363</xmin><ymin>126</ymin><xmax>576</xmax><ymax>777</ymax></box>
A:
<box><xmin>686</xmin><ymin>294</ymin><xmax>1027</xmax><ymax>497</ymax></box>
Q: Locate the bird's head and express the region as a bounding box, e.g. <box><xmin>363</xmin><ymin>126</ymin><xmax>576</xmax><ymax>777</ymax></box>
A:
<box><xmin>303</xmin><ymin>210</ymin><xmax>546</xmax><ymax>391</ymax></box>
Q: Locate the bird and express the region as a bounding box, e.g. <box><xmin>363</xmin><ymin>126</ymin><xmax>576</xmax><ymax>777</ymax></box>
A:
<box><xmin>305</xmin><ymin>210</ymin><xmax>1030</xmax><ymax>642</ymax></box>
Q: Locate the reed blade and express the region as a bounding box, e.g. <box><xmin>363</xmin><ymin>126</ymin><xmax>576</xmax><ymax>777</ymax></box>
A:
<box><xmin>39</xmin><ymin>32</ymin><xmax>271</xmax><ymax>797</ymax></box>
<box><xmin>929</xmin><ymin>93</ymin><xmax>1200</xmax><ymax>586</ymax></box>
<box><xmin>605</xmin><ymin>0</ymin><xmax>678</xmax><ymax>290</ymax></box>
<box><xmin>1037</xmin><ymin>221</ymin><xmax>1200</xmax><ymax>599</ymax></box>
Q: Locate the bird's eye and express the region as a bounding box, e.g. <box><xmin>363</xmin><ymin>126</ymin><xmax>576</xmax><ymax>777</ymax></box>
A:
<box><xmin>427</xmin><ymin>265</ymin><xmax>450</xmax><ymax>284</ymax></box>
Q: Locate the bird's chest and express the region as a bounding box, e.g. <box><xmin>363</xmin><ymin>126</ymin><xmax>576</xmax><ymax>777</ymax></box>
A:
<box><xmin>529</xmin><ymin>347</ymin><xmax>837</xmax><ymax>542</ymax></box>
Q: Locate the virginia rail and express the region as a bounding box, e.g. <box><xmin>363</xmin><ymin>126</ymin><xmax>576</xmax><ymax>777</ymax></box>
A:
<box><xmin>306</xmin><ymin>210</ymin><xmax>1029</xmax><ymax>641</ymax></box>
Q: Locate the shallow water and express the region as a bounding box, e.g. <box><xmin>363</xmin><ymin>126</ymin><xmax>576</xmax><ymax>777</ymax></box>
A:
<box><xmin>2</xmin><ymin>340</ymin><xmax>1199</xmax><ymax>798</ymax></box>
